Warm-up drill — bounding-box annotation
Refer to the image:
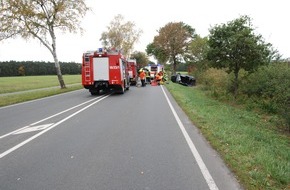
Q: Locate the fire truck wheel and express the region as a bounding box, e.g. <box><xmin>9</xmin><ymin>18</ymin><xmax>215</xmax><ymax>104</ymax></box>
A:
<box><xmin>119</xmin><ymin>87</ymin><xmax>125</xmax><ymax>94</ymax></box>
<box><xmin>90</xmin><ymin>89</ymin><xmax>99</xmax><ymax>95</ymax></box>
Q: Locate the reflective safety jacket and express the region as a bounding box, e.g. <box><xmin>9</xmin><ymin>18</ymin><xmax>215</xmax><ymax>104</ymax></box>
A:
<box><xmin>139</xmin><ymin>71</ymin><xmax>146</xmax><ymax>80</ymax></box>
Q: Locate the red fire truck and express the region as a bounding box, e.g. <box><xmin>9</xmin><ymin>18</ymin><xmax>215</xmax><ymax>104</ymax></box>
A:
<box><xmin>82</xmin><ymin>48</ymin><xmax>130</xmax><ymax>95</ymax></box>
<box><xmin>127</xmin><ymin>59</ymin><xmax>138</xmax><ymax>85</ymax></box>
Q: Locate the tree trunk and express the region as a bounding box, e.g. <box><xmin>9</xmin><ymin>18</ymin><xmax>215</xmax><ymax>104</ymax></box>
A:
<box><xmin>53</xmin><ymin>53</ymin><xmax>66</xmax><ymax>89</ymax></box>
<box><xmin>51</xmin><ymin>35</ymin><xmax>66</xmax><ymax>89</ymax></box>
<box><xmin>172</xmin><ymin>57</ymin><xmax>177</xmax><ymax>75</ymax></box>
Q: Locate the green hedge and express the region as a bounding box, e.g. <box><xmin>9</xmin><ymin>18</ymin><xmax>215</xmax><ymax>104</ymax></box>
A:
<box><xmin>199</xmin><ymin>62</ymin><xmax>290</xmax><ymax>130</ymax></box>
<box><xmin>241</xmin><ymin>63</ymin><xmax>290</xmax><ymax>128</ymax></box>
<box><xmin>0</xmin><ymin>61</ymin><xmax>81</xmax><ymax>76</ymax></box>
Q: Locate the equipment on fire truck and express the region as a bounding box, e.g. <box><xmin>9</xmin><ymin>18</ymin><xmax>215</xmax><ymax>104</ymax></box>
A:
<box><xmin>136</xmin><ymin>77</ymin><xmax>142</xmax><ymax>87</ymax></box>
<box><xmin>127</xmin><ymin>59</ymin><xmax>138</xmax><ymax>85</ymax></box>
<box><xmin>82</xmin><ymin>48</ymin><xmax>130</xmax><ymax>95</ymax></box>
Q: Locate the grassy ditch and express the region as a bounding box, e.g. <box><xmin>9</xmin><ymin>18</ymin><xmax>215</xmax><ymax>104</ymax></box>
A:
<box><xmin>0</xmin><ymin>75</ymin><xmax>82</xmax><ymax>107</ymax></box>
<box><xmin>165</xmin><ymin>82</ymin><xmax>289</xmax><ymax>190</ymax></box>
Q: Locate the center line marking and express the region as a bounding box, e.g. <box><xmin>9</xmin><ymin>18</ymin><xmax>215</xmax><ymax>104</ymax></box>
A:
<box><xmin>0</xmin><ymin>95</ymin><xmax>103</xmax><ymax>140</ymax></box>
<box><xmin>0</xmin><ymin>94</ymin><xmax>110</xmax><ymax>159</ymax></box>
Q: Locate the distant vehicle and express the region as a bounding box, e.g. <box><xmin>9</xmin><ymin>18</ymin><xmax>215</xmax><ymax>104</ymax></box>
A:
<box><xmin>82</xmin><ymin>48</ymin><xmax>130</xmax><ymax>95</ymax></box>
<box><xmin>171</xmin><ymin>73</ymin><xmax>196</xmax><ymax>86</ymax></box>
<box><xmin>145</xmin><ymin>64</ymin><xmax>164</xmax><ymax>80</ymax></box>
<box><xmin>127</xmin><ymin>59</ymin><xmax>138</xmax><ymax>85</ymax></box>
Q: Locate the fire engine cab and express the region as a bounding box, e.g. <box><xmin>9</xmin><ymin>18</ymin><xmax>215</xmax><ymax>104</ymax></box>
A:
<box><xmin>82</xmin><ymin>48</ymin><xmax>130</xmax><ymax>95</ymax></box>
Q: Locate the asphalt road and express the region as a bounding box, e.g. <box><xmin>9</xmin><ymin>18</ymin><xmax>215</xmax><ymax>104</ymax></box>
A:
<box><xmin>0</xmin><ymin>85</ymin><xmax>243</xmax><ymax>190</ymax></box>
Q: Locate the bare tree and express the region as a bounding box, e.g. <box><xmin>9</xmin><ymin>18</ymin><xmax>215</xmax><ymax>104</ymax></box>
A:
<box><xmin>100</xmin><ymin>14</ymin><xmax>142</xmax><ymax>58</ymax></box>
<box><xmin>0</xmin><ymin>0</ymin><xmax>89</xmax><ymax>88</ymax></box>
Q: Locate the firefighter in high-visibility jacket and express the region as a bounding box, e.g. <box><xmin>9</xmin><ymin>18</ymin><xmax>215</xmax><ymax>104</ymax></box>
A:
<box><xmin>155</xmin><ymin>71</ymin><xmax>163</xmax><ymax>85</ymax></box>
<box><xmin>139</xmin><ymin>69</ymin><xmax>146</xmax><ymax>87</ymax></box>
<box><xmin>145</xmin><ymin>69</ymin><xmax>151</xmax><ymax>84</ymax></box>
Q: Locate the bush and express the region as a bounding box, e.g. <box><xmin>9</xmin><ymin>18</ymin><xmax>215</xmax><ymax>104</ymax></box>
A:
<box><xmin>241</xmin><ymin>62</ymin><xmax>290</xmax><ymax>129</ymax></box>
<box><xmin>199</xmin><ymin>68</ymin><xmax>229</xmax><ymax>97</ymax></box>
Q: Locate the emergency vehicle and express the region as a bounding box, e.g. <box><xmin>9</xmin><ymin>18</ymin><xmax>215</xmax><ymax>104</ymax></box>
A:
<box><xmin>145</xmin><ymin>64</ymin><xmax>164</xmax><ymax>80</ymax></box>
<box><xmin>127</xmin><ymin>59</ymin><xmax>138</xmax><ymax>85</ymax></box>
<box><xmin>82</xmin><ymin>48</ymin><xmax>130</xmax><ymax>95</ymax></box>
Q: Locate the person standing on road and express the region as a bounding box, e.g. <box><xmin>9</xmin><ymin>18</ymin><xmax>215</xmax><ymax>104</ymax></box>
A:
<box><xmin>155</xmin><ymin>71</ymin><xmax>163</xmax><ymax>85</ymax></box>
<box><xmin>145</xmin><ymin>68</ymin><xmax>151</xmax><ymax>84</ymax></box>
<box><xmin>139</xmin><ymin>69</ymin><xmax>146</xmax><ymax>87</ymax></box>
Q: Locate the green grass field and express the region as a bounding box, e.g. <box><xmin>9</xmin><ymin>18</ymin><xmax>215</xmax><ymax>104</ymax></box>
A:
<box><xmin>0</xmin><ymin>75</ymin><xmax>81</xmax><ymax>94</ymax></box>
<box><xmin>0</xmin><ymin>75</ymin><xmax>82</xmax><ymax>107</ymax></box>
<box><xmin>166</xmin><ymin>82</ymin><xmax>289</xmax><ymax>190</ymax></box>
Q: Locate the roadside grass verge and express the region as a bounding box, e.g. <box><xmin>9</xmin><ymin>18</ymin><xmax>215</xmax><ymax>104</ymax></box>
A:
<box><xmin>0</xmin><ymin>85</ymin><xmax>82</xmax><ymax>107</ymax></box>
<box><xmin>0</xmin><ymin>75</ymin><xmax>82</xmax><ymax>107</ymax></box>
<box><xmin>165</xmin><ymin>82</ymin><xmax>289</xmax><ymax>190</ymax></box>
<box><xmin>0</xmin><ymin>75</ymin><xmax>81</xmax><ymax>94</ymax></box>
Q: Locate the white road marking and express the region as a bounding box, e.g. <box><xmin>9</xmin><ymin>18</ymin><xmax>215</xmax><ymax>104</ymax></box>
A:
<box><xmin>0</xmin><ymin>96</ymin><xmax>102</xmax><ymax>140</ymax></box>
<box><xmin>0</xmin><ymin>94</ymin><xmax>110</xmax><ymax>159</ymax></box>
<box><xmin>161</xmin><ymin>86</ymin><xmax>219</xmax><ymax>190</ymax></box>
<box><xmin>12</xmin><ymin>124</ymin><xmax>53</xmax><ymax>135</ymax></box>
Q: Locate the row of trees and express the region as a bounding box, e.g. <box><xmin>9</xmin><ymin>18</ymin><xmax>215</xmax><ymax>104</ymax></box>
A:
<box><xmin>0</xmin><ymin>61</ymin><xmax>81</xmax><ymax>77</ymax></box>
<box><xmin>146</xmin><ymin>16</ymin><xmax>279</xmax><ymax>97</ymax></box>
<box><xmin>146</xmin><ymin>15</ymin><xmax>289</xmax><ymax>129</ymax></box>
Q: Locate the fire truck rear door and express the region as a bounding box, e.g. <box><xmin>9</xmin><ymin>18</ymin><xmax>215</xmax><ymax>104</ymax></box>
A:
<box><xmin>93</xmin><ymin>57</ymin><xmax>109</xmax><ymax>81</ymax></box>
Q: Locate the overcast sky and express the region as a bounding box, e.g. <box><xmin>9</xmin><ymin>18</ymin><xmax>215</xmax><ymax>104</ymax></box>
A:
<box><xmin>0</xmin><ymin>0</ymin><xmax>289</xmax><ymax>63</ymax></box>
